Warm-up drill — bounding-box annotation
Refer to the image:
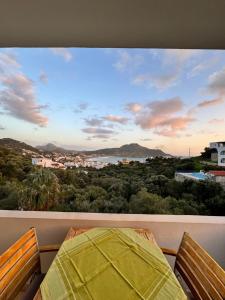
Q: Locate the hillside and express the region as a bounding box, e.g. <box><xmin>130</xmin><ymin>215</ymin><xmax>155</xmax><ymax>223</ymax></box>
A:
<box><xmin>37</xmin><ymin>143</ymin><xmax>70</xmax><ymax>153</ymax></box>
<box><xmin>84</xmin><ymin>143</ymin><xmax>171</xmax><ymax>157</ymax></box>
<box><xmin>0</xmin><ymin>138</ymin><xmax>40</xmax><ymax>154</ymax></box>
<box><xmin>36</xmin><ymin>142</ymin><xmax>171</xmax><ymax>157</ymax></box>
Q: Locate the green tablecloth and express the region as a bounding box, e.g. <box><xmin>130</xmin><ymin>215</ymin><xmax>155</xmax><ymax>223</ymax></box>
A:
<box><xmin>40</xmin><ymin>228</ymin><xmax>186</xmax><ymax>300</ymax></box>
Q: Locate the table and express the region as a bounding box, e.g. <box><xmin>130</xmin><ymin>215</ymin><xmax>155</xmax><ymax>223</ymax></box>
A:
<box><xmin>34</xmin><ymin>228</ymin><xmax>186</xmax><ymax>299</ymax></box>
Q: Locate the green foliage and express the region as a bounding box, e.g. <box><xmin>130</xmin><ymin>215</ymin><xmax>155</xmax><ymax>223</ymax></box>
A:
<box><xmin>0</xmin><ymin>146</ymin><xmax>225</xmax><ymax>216</ymax></box>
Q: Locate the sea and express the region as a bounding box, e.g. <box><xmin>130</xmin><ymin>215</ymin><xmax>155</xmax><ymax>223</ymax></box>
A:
<box><xmin>87</xmin><ymin>156</ymin><xmax>147</xmax><ymax>164</ymax></box>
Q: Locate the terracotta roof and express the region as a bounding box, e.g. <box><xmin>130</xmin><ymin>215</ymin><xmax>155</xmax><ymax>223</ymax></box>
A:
<box><xmin>208</xmin><ymin>171</ymin><xmax>225</xmax><ymax>176</ymax></box>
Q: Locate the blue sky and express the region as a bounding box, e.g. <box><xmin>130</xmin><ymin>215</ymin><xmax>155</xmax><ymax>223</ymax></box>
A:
<box><xmin>0</xmin><ymin>48</ymin><xmax>225</xmax><ymax>155</ymax></box>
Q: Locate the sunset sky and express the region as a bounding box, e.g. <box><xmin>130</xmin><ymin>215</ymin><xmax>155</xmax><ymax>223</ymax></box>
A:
<box><xmin>0</xmin><ymin>48</ymin><xmax>225</xmax><ymax>156</ymax></box>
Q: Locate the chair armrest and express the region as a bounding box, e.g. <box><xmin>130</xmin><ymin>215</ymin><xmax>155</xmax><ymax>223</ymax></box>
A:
<box><xmin>39</xmin><ymin>244</ymin><xmax>61</xmax><ymax>253</ymax></box>
<box><xmin>161</xmin><ymin>247</ymin><xmax>177</xmax><ymax>257</ymax></box>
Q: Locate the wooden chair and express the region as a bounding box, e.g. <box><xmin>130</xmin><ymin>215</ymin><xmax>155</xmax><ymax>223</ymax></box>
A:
<box><xmin>0</xmin><ymin>228</ymin><xmax>60</xmax><ymax>300</ymax></box>
<box><xmin>162</xmin><ymin>232</ymin><xmax>225</xmax><ymax>300</ymax></box>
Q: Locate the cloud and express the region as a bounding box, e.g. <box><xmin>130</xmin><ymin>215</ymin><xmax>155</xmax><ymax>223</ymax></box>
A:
<box><xmin>133</xmin><ymin>49</ymin><xmax>201</xmax><ymax>91</ymax></box>
<box><xmin>134</xmin><ymin>97</ymin><xmax>194</xmax><ymax>137</ymax></box>
<box><xmin>50</xmin><ymin>48</ymin><xmax>72</xmax><ymax>62</ymax></box>
<box><xmin>188</xmin><ymin>57</ymin><xmax>219</xmax><ymax>78</ymax></box>
<box><xmin>0</xmin><ymin>73</ymin><xmax>48</xmax><ymax>126</ymax></box>
<box><xmin>84</xmin><ymin>117</ymin><xmax>103</xmax><ymax>127</ymax></box>
<box><xmin>132</xmin><ymin>72</ymin><xmax>179</xmax><ymax>90</ymax></box>
<box><xmin>163</xmin><ymin>49</ymin><xmax>201</xmax><ymax>66</ymax></box>
<box><xmin>82</xmin><ymin>127</ymin><xmax>114</xmax><ymax>135</ymax></box>
<box><xmin>103</xmin><ymin>115</ymin><xmax>129</xmax><ymax>124</ymax></box>
<box><xmin>140</xmin><ymin>138</ymin><xmax>152</xmax><ymax>141</ymax></box>
<box><xmin>113</xmin><ymin>50</ymin><xmax>144</xmax><ymax>72</ymax></box>
<box><xmin>39</xmin><ymin>71</ymin><xmax>48</xmax><ymax>84</ymax></box>
<box><xmin>197</xmin><ymin>98</ymin><xmax>224</xmax><ymax>108</ymax></box>
<box><xmin>207</xmin><ymin>67</ymin><xmax>225</xmax><ymax>95</ymax></box>
<box><xmin>0</xmin><ymin>52</ymin><xmax>20</xmax><ymax>74</ymax></box>
<box><xmin>208</xmin><ymin>118</ymin><xmax>225</xmax><ymax>125</ymax></box>
<box><xmin>82</xmin><ymin>127</ymin><xmax>115</xmax><ymax>139</ymax></box>
<box><xmin>125</xmin><ymin>102</ymin><xmax>142</xmax><ymax>113</ymax></box>
<box><xmin>0</xmin><ymin>125</ymin><xmax>5</xmax><ymax>130</ymax></box>
<box><xmin>74</xmin><ymin>102</ymin><xmax>89</xmax><ymax>113</ymax></box>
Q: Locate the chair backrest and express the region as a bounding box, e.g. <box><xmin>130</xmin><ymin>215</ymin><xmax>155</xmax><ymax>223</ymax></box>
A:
<box><xmin>0</xmin><ymin>228</ymin><xmax>41</xmax><ymax>300</ymax></box>
<box><xmin>175</xmin><ymin>232</ymin><xmax>225</xmax><ymax>300</ymax></box>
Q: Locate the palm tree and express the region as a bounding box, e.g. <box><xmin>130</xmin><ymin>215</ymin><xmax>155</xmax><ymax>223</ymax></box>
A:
<box><xmin>19</xmin><ymin>168</ymin><xmax>60</xmax><ymax>210</ymax></box>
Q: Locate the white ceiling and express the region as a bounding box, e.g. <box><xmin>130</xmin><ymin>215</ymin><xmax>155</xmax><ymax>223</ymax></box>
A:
<box><xmin>1</xmin><ymin>0</ymin><xmax>225</xmax><ymax>49</ymax></box>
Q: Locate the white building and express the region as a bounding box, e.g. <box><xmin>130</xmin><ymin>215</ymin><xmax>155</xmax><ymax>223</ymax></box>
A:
<box><xmin>209</xmin><ymin>142</ymin><xmax>225</xmax><ymax>167</ymax></box>
<box><xmin>32</xmin><ymin>157</ymin><xmax>65</xmax><ymax>169</ymax></box>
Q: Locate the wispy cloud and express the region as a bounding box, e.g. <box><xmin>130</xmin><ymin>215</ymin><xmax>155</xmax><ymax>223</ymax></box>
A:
<box><xmin>207</xmin><ymin>67</ymin><xmax>225</xmax><ymax>95</ymax></box>
<box><xmin>39</xmin><ymin>71</ymin><xmax>48</xmax><ymax>84</ymax></box>
<box><xmin>113</xmin><ymin>50</ymin><xmax>144</xmax><ymax>72</ymax></box>
<box><xmin>103</xmin><ymin>115</ymin><xmax>129</xmax><ymax>124</ymax></box>
<box><xmin>133</xmin><ymin>49</ymin><xmax>201</xmax><ymax>91</ymax></box>
<box><xmin>74</xmin><ymin>102</ymin><xmax>89</xmax><ymax>113</ymax></box>
<box><xmin>0</xmin><ymin>125</ymin><xmax>5</xmax><ymax>130</ymax></box>
<box><xmin>208</xmin><ymin>118</ymin><xmax>225</xmax><ymax>124</ymax></box>
<box><xmin>0</xmin><ymin>52</ymin><xmax>20</xmax><ymax>74</ymax></box>
<box><xmin>82</xmin><ymin>127</ymin><xmax>115</xmax><ymax>139</ymax></box>
<box><xmin>198</xmin><ymin>98</ymin><xmax>224</xmax><ymax>108</ymax></box>
<box><xmin>50</xmin><ymin>48</ymin><xmax>73</xmax><ymax>62</ymax></box>
<box><xmin>132</xmin><ymin>72</ymin><xmax>179</xmax><ymax>90</ymax></box>
<box><xmin>188</xmin><ymin>56</ymin><xmax>219</xmax><ymax>78</ymax></box>
<box><xmin>84</xmin><ymin>117</ymin><xmax>103</xmax><ymax>127</ymax></box>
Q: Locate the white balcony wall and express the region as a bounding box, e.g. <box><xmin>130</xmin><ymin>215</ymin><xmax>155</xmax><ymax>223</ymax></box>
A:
<box><xmin>0</xmin><ymin>211</ymin><xmax>225</xmax><ymax>272</ymax></box>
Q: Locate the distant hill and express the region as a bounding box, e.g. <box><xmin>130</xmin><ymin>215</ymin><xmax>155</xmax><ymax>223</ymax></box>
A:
<box><xmin>0</xmin><ymin>138</ymin><xmax>40</xmax><ymax>154</ymax></box>
<box><xmin>37</xmin><ymin>142</ymin><xmax>171</xmax><ymax>157</ymax></box>
<box><xmin>37</xmin><ymin>143</ymin><xmax>69</xmax><ymax>153</ymax></box>
<box><xmin>84</xmin><ymin>143</ymin><xmax>171</xmax><ymax>158</ymax></box>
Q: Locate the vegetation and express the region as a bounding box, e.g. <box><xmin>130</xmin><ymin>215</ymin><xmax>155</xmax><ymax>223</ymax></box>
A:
<box><xmin>0</xmin><ymin>146</ymin><xmax>225</xmax><ymax>215</ymax></box>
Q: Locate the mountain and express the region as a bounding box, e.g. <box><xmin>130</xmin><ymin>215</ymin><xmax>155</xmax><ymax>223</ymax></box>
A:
<box><xmin>84</xmin><ymin>143</ymin><xmax>171</xmax><ymax>158</ymax></box>
<box><xmin>0</xmin><ymin>138</ymin><xmax>40</xmax><ymax>154</ymax></box>
<box><xmin>37</xmin><ymin>143</ymin><xmax>69</xmax><ymax>153</ymax></box>
<box><xmin>36</xmin><ymin>142</ymin><xmax>171</xmax><ymax>157</ymax></box>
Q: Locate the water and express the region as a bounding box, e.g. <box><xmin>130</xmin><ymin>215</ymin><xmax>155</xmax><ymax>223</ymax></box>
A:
<box><xmin>191</xmin><ymin>172</ymin><xmax>208</xmax><ymax>180</ymax></box>
<box><xmin>87</xmin><ymin>156</ymin><xmax>146</xmax><ymax>164</ymax></box>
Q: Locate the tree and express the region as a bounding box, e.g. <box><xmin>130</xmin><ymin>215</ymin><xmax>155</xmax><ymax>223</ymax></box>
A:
<box><xmin>19</xmin><ymin>168</ymin><xmax>60</xmax><ymax>210</ymax></box>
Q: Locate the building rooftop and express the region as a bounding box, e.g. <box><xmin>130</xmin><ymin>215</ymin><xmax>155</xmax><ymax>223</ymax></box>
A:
<box><xmin>208</xmin><ymin>171</ymin><xmax>225</xmax><ymax>176</ymax></box>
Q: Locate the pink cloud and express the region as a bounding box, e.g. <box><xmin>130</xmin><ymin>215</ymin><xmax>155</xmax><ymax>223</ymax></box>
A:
<box><xmin>197</xmin><ymin>98</ymin><xmax>224</xmax><ymax>108</ymax></box>
<box><xmin>208</xmin><ymin>118</ymin><xmax>225</xmax><ymax>124</ymax></box>
<box><xmin>103</xmin><ymin>115</ymin><xmax>129</xmax><ymax>124</ymax></box>
<box><xmin>125</xmin><ymin>102</ymin><xmax>142</xmax><ymax>113</ymax></box>
<box><xmin>0</xmin><ymin>74</ymin><xmax>48</xmax><ymax>126</ymax></box>
<box><xmin>134</xmin><ymin>97</ymin><xmax>195</xmax><ymax>137</ymax></box>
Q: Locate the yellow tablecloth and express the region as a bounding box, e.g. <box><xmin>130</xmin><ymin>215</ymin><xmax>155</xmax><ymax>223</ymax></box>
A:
<box><xmin>40</xmin><ymin>228</ymin><xmax>186</xmax><ymax>299</ymax></box>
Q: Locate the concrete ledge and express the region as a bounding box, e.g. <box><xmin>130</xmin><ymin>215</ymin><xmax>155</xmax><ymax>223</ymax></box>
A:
<box><xmin>1</xmin><ymin>210</ymin><xmax>225</xmax><ymax>224</ymax></box>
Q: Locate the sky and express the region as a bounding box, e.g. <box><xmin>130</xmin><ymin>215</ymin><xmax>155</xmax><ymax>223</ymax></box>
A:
<box><xmin>0</xmin><ymin>47</ymin><xmax>225</xmax><ymax>156</ymax></box>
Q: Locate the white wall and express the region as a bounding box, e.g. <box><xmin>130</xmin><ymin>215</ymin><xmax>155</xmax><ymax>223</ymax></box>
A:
<box><xmin>1</xmin><ymin>211</ymin><xmax>225</xmax><ymax>271</ymax></box>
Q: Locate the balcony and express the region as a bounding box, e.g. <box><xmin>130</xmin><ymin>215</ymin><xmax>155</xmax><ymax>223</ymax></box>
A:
<box><xmin>1</xmin><ymin>210</ymin><xmax>225</xmax><ymax>273</ymax></box>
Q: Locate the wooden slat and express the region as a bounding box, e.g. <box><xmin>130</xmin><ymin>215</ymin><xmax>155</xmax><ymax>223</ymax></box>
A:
<box><xmin>183</xmin><ymin>233</ymin><xmax>225</xmax><ymax>286</ymax></box>
<box><xmin>176</xmin><ymin>260</ymin><xmax>204</xmax><ymax>300</ymax></box>
<box><xmin>0</xmin><ymin>243</ymin><xmax>39</xmax><ymax>292</ymax></box>
<box><xmin>176</xmin><ymin>253</ymin><xmax>211</xmax><ymax>300</ymax></box>
<box><xmin>178</xmin><ymin>247</ymin><xmax>222</xmax><ymax>300</ymax></box>
<box><xmin>39</xmin><ymin>244</ymin><xmax>61</xmax><ymax>253</ymax></box>
<box><xmin>161</xmin><ymin>247</ymin><xmax>177</xmax><ymax>257</ymax></box>
<box><xmin>0</xmin><ymin>228</ymin><xmax>35</xmax><ymax>267</ymax></box>
<box><xmin>0</xmin><ymin>252</ymin><xmax>40</xmax><ymax>300</ymax></box>
<box><xmin>175</xmin><ymin>232</ymin><xmax>225</xmax><ymax>300</ymax></box>
<box><xmin>182</xmin><ymin>240</ymin><xmax>225</xmax><ymax>298</ymax></box>
<box><xmin>0</xmin><ymin>236</ymin><xmax>37</xmax><ymax>280</ymax></box>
